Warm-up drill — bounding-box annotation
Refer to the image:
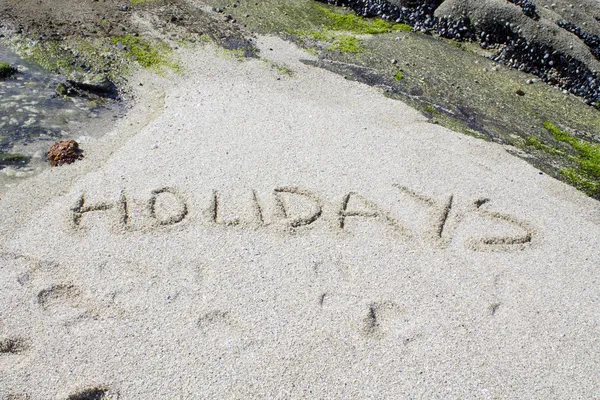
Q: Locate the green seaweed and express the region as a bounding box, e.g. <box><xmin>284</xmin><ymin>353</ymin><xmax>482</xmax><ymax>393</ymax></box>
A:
<box><xmin>112</xmin><ymin>35</ymin><xmax>179</xmax><ymax>71</ymax></box>
<box><xmin>525</xmin><ymin>136</ymin><xmax>563</xmax><ymax>156</ymax></box>
<box><xmin>329</xmin><ymin>35</ymin><xmax>364</xmax><ymax>53</ymax></box>
<box><xmin>561</xmin><ymin>168</ymin><xmax>599</xmax><ymax>195</ymax></box>
<box><xmin>543</xmin><ymin>121</ymin><xmax>600</xmax><ymax>196</ymax></box>
<box><xmin>302</xmin><ymin>30</ymin><xmax>329</xmax><ymax>42</ymax></box>
<box><xmin>23</xmin><ymin>41</ymin><xmax>74</xmax><ymax>73</ymax></box>
<box><xmin>423</xmin><ymin>105</ymin><xmax>439</xmax><ymax>115</ymax></box>
<box><xmin>293</xmin><ymin>3</ymin><xmax>409</xmax><ymax>54</ymax></box>
<box><xmin>295</xmin><ymin>29</ymin><xmax>364</xmax><ymax>53</ymax></box>
<box><xmin>394</xmin><ymin>71</ymin><xmax>404</xmax><ymax>81</ymax></box>
<box><xmin>16</xmin><ymin>39</ymin><xmax>120</xmax><ymax>85</ymax></box>
<box><xmin>320</xmin><ymin>7</ymin><xmax>412</xmax><ymax>34</ymax></box>
<box><xmin>0</xmin><ymin>152</ymin><xmax>27</xmax><ymax>166</ymax></box>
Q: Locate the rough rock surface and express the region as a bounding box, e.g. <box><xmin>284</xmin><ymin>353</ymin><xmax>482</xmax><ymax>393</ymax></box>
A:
<box><xmin>0</xmin><ymin>61</ymin><xmax>15</xmax><ymax>78</ymax></box>
<box><xmin>319</xmin><ymin>0</ymin><xmax>600</xmax><ymax>106</ymax></box>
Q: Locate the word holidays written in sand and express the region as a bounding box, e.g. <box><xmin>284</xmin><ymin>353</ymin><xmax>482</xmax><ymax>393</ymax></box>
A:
<box><xmin>69</xmin><ymin>185</ymin><xmax>535</xmax><ymax>251</ymax></box>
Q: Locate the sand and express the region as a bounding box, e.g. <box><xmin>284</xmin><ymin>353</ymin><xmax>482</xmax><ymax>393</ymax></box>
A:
<box><xmin>1</xmin><ymin>36</ymin><xmax>600</xmax><ymax>399</ymax></box>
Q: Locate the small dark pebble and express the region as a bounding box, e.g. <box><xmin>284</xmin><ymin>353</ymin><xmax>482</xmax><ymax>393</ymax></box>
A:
<box><xmin>516</xmin><ymin>89</ymin><xmax>525</xmax><ymax>96</ymax></box>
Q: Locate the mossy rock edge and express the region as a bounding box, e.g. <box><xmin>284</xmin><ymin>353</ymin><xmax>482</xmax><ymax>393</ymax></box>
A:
<box><xmin>0</xmin><ymin>61</ymin><xmax>17</xmax><ymax>78</ymax></box>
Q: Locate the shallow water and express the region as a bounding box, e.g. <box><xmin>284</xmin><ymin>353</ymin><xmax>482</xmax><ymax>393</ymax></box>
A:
<box><xmin>0</xmin><ymin>43</ymin><xmax>121</xmax><ymax>193</ymax></box>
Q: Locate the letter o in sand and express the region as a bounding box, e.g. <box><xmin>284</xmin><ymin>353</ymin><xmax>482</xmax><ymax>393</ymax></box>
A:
<box><xmin>148</xmin><ymin>187</ymin><xmax>188</xmax><ymax>225</ymax></box>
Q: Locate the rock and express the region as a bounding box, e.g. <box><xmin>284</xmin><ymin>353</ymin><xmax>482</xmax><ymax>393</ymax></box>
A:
<box><xmin>55</xmin><ymin>82</ymin><xmax>77</xmax><ymax>97</ymax></box>
<box><xmin>66</xmin><ymin>73</ymin><xmax>119</xmax><ymax>99</ymax></box>
<box><xmin>318</xmin><ymin>0</ymin><xmax>600</xmax><ymax>107</ymax></box>
<box><xmin>388</xmin><ymin>0</ymin><xmax>432</xmax><ymax>7</ymax></box>
<box><xmin>56</xmin><ymin>83</ymin><xmax>68</xmax><ymax>97</ymax></box>
<box><xmin>0</xmin><ymin>62</ymin><xmax>17</xmax><ymax>79</ymax></box>
<box><xmin>46</xmin><ymin>140</ymin><xmax>84</xmax><ymax>167</ymax></box>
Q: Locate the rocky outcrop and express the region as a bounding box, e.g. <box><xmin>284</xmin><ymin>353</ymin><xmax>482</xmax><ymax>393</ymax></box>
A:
<box><xmin>317</xmin><ymin>0</ymin><xmax>600</xmax><ymax>106</ymax></box>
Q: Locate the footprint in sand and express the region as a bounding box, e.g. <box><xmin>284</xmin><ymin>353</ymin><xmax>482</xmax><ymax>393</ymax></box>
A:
<box><xmin>36</xmin><ymin>284</ymin><xmax>94</xmax><ymax>323</ymax></box>
<box><xmin>197</xmin><ymin>310</ymin><xmax>251</xmax><ymax>349</ymax></box>
<box><xmin>4</xmin><ymin>394</ymin><xmax>32</xmax><ymax>400</ymax></box>
<box><xmin>0</xmin><ymin>337</ymin><xmax>29</xmax><ymax>355</ymax></box>
<box><xmin>1</xmin><ymin>252</ymin><xmax>98</xmax><ymax>325</ymax></box>
<box><xmin>65</xmin><ymin>386</ymin><xmax>119</xmax><ymax>400</ymax></box>
<box><xmin>360</xmin><ymin>301</ymin><xmax>404</xmax><ymax>339</ymax></box>
<box><xmin>198</xmin><ymin>310</ymin><xmax>234</xmax><ymax>336</ymax></box>
<box><xmin>0</xmin><ymin>338</ymin><xmax>32</xmax><ymax>400</ymax></box>
<box><xmin>320</xmin><ymin>294</ymin><xmax>406</xmax><ymax>339</ymax></box>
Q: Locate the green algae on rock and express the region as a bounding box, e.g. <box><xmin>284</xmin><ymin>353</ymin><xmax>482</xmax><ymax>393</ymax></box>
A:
<box><xmin>0</xmin><ymin>61</ymin><xmax>16</xmax><ymax>78</ymax></box>
<box><xmin>112</xmin><ymin>35</ymin><xmax>180</xmax><ymax>72</ymax></box>
<box><xmin>544</xmin><ymin>121</ymin><xmax>600</xmax><ymax>196</ymax></box>
<box><xmin>318</xmin><ymin>6</ymin><xmax>412</xmax><ymax>34</ymax></box>
<box><xmin>329</xmin><ymin>35</ymin><xmax>364</xmax><ymax>53</ymax></box>
<box><xmin>11</xmin><ymin>38</ymin><xmax>127</xmax><ymax>93</ymax></box>
<box><xmin>0</xmin><ymin>152</ymin><xmax>27</xmax><ymax>167</ymax></box>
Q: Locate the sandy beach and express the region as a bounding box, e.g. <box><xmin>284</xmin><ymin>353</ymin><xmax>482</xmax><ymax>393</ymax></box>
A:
<box><xmin>1</xmin><ymin>35</ymin><xmax>600</xmax><ymax>398</ymax></box>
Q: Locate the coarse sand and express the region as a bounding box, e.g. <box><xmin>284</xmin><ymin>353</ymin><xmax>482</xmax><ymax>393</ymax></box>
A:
<box><xmin>1</xmin><ymin>37</ymin><xmax>600</xmax><ymax>399</ymax></box>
